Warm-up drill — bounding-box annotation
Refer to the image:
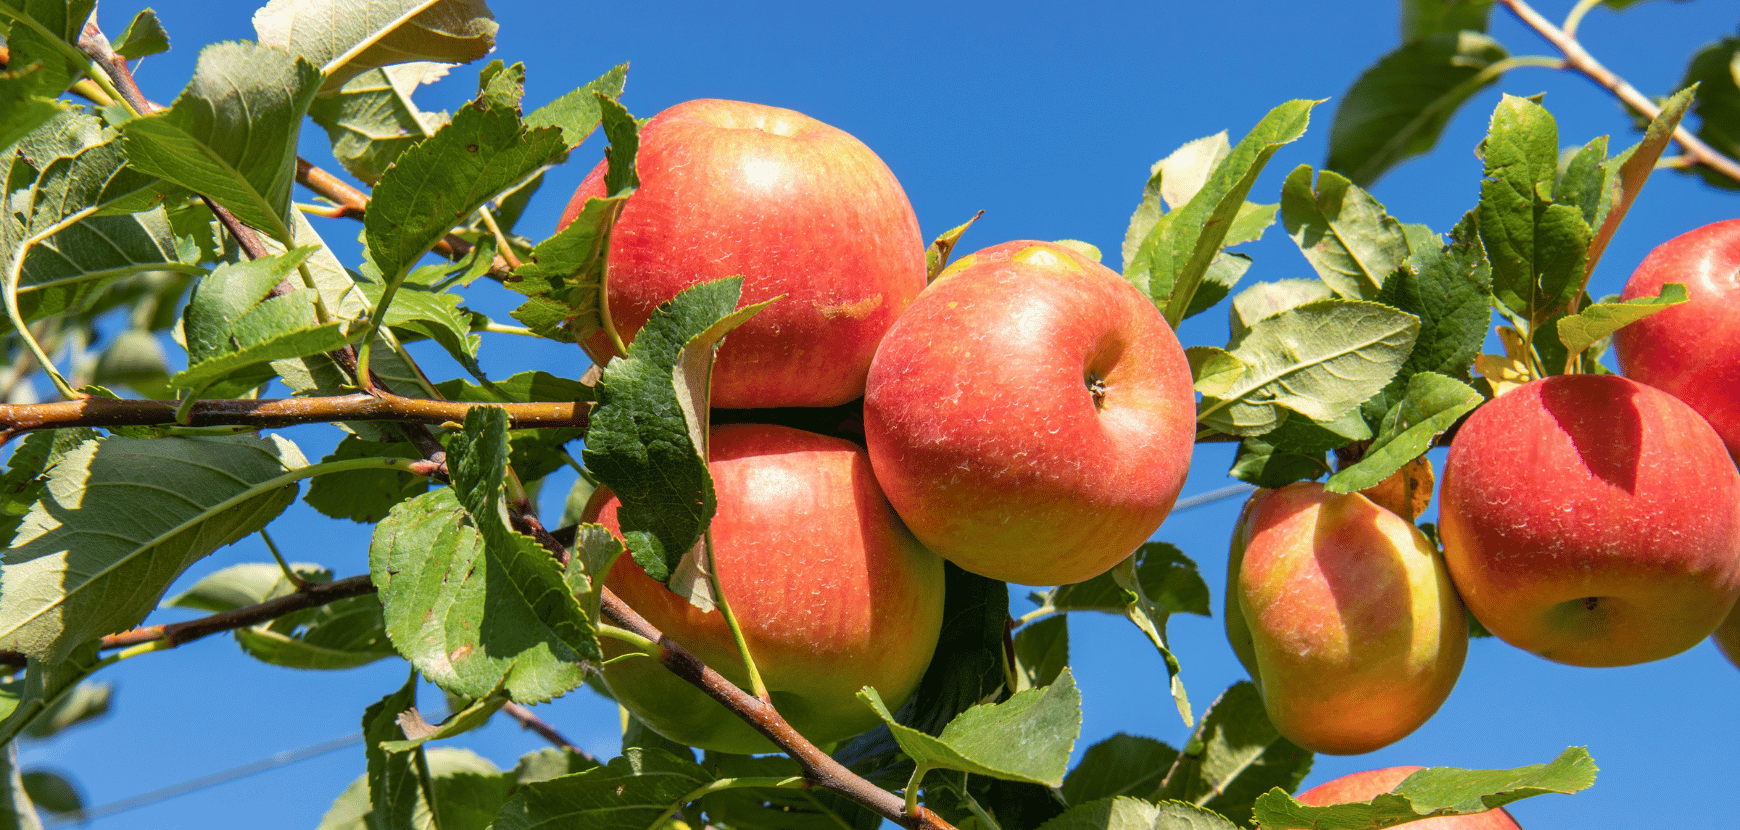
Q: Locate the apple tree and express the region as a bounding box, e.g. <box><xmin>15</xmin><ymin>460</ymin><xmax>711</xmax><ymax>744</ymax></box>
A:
<box><xmin>1</xmin><ymin>1</ymin><xmax>1737</xmax><ymax>829</ymax></box>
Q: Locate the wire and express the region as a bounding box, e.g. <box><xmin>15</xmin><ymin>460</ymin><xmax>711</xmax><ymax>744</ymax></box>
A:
<box><xmin>45</xmin><ymin>732</ymin><xmax>363</xmax><ymax>828</ymax></box>
<box><xmin>1173</xmin><ymin>482</ymin><xmax>1256</xmax><ymax>512</ymax></box>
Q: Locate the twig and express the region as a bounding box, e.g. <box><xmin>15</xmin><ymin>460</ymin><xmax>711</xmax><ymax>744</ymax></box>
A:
<box><xmin>0</xmin><ymin>392</ymin><xmax>589</xmax><ymax>440</ymax></box>
<box><xmin>501</xmin><ymin>701</ymin><xmax>594</xmax><ymax>761</ymax></box>
<box><xmin>1498</xmin><ymin>0</ymin><xmax>1740</xmax><ymax>185</ymax></box>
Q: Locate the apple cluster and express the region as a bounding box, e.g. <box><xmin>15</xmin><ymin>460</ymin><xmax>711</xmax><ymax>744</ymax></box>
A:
<box><xmin>1226</xmin><ymin>219</ymin><xmax>1740</xmax><ymax>758</ymax></box>
<box><xmin>568</xmin><ymin>99</ymin><xmax>1197</xmax><ymax>753</ymax></box>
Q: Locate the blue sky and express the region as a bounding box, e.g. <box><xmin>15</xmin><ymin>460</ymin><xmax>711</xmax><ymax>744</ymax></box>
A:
<box><xmin>13</xmin><ymin>1</ymin><xmax>1740</xmax><ymax>828</ymax></box>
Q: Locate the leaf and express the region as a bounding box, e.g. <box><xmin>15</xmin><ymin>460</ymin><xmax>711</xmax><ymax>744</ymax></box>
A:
<box><xmin>0</xmin><ymin>641</ymin><xmax>100</xmax><ymax>747</ymax></box>
<box><xmin>0</xmin><ymin>67</ymin><xmax>73</xmax><ymax>153</ymax></box>
<box><xmin>1252</xmin><ymin>747</ymin><xmax>1596</xmax><ymax>829</ymax></box>
<box><xmin>524</xmin><ymin>63</ymin><xmax>629</xmax><ymax>147</ymax></box>
<box><xmin>121</xmin><ymin>41</ymin><xmax>322</xmax><ymax>243</ymax></box>
<box><xmin>581</xmin><ymin>278</ymin><xmax>771</xmax><ymax>584</ymax></box>
<box><xmin>1128</xmin><ymin>101</ymin><xmax>1315</xmax><ymax>326</ymax></box>
<box><xmin>1326</xmin><ymin>373</ymin><xmax>1483</xmax><ymax>493</ymax></box>
<box><xmin>1363</xmin><ymin>222</ymin><xmax>1492</xmax><ymax>419</ymax></box>
<box><xmin>19</xmin><ymin>678</ymin><xmax>109</xmax><ymax>739</ymax></box>
<box><xmin>1013</xmin><ymin>615</ymin><xmax>1069</xmax><ymax>692</ymax></box>
<box><xmin>17</xmin><ymin>770</ymin><xmax>79</xmax><ymax>817</ymax></box>
<box><xmin>1280</xmin><ymin>165</ymin><xmax>1407</xmax><ymax>300</ymax></box>
<box><xmin>1676</xmin><ymin>37</ymin><xmax>1740</xmax><ymax>188</ymax></box>
<box><xmin>700</xmin><ymin>754</ymin><xmax>879</xmax><ymax>830</ymax></box>
<box><xmin>364</xmin><ymin>73</ymin><xmax>566</xmax><ymax>285</ymax></box>
<box><xmin>490</xmin><ymin>748</ymin><xmax>712</xmax><ymax>830</ymax></box>
<box><xmin>0</xmin><ymin>429</ymin><xmax>96</xmax><ymax>548</ymax></box>
<box><xmin>1399</xmin><ymin>0</ymin><xmax>1494</xmax><ymax>40</ymax></box>
<box><xmin>1558</xmin><ymin>281</ymin><xmax>1688</xmax><ymax>362</ymax></box>
<box><xmin>1037</xmin><ymin>543</ymin><xmax>1211</xmax><ymax>619</ymax></box>
<box><xmin>253</xmin><ymin>0</ymin><xmax>498</xmax><ymax>94</ymax></box>
<box><xmin>306</xmin><ymin>62</ymin><xmax>452</xmax><ymax>185</ymax></box>
<box><xmin>925</xmin><ymin>210</ymin><xmax>985</xmax><ymax>282</ymax></box>
<box><xmin>1198</xmin><ymin>300</ymin><xmax>1420</xmax><ymax>436</ymax></box>
<box><xmin>304</xmin><ymin>437</ymin><xmax>432</xmax><ymax>523</ymax></box>
<box><xmin>861</xmin><ymin>669</ymin><xmax>1081</xmax><ymax>788</ymax></box>
<box><xmin>381</xmin><ymin>689</ymin><xmax>508</xmax><ymax>751</ymax></box>
<box><xmin>364</xmin><ymin>672</ymin><xmax>425</xmax><ymax>829</ymax></box>
<box><xmin>319</xmin><ymin>746</ymin><xmax>508</xmax><ymax>830</ymax></box>
<box><xmin>1586</xmin><ymin>86</ymin><xmax>1696</xmax><ymax>274</ymax></box>
<box><xmin>1037</xmin><ymin>797</ymin><xmax>1240</xmax><ymax>830</ymax></box>
<box><xmin>1230</xmin><ymin>410</ymin><xmax>1367</xmax><ymax>488</ymax></box>
<box><xmin>167</xmin><ymin>562</ymin><xmax>396</xmax><ymax>670</ymax></box>
<box><xmin>1122</xmin><ymin>132</ymin><xmax>1230</xmax><ymax>277</ymax></box>
<box><xmin>0</xmin><ymin>0</ymin><xmax>96</xmax><ymax>103</ymax></box>
<box><xmin>1477</xmin><ymin>95</ymin><xmax>1592</xmax><ymax>325</ymax></box>
<box><xmin>1229</xmin><ymin>279</ymin><xmax>1333</xmax><ymax>343</ymax></box>
<box><xmin>1189</xmin><ymin>346</ymin><xmax>1247</xmax><ymax>399</ymax></box>
<box><xmin>372</xmin><ymin>408</ymin><xmax>595</xmax><ymax>702</ymax></box>
<box><xmin>0</xmin><ymin>742</ymin><xmax>43</xmax><ymax>830</ymax></box>
<box><xmin>1325</xmin><ymin>32</ymin><xmax>1509</xmax><ymax>186</ymax></box>
<box><xmin>1158</xmin><ymin>681</ymin><xmax>1313</xmax><ymax>827</ymax></box>
<box><xmin>0</xmin><ymin>434</ymin><xmax>306</xmax><ymax>663</ymax></box>
<box><xmin>360</xmin><ymin>280</ymin><xmax>485</xmax><ymax>379</ymax></box>
<box><xmin>173</xmin><ymin>247</ymin><xmax>356</xmax><ymax>397</ymax></box>
<box><xmin>112</xmin><ymin>8</ymin><xmax>171</xmax><ymax>58</ymax></box>
<box><xmin>1060</xmin><ymin>734</ymin><xmax>1180</xmax><ymax>806</ymax></box>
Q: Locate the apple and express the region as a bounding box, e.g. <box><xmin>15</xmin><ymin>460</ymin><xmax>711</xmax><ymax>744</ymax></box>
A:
<box><xmin>1439</xmin><ymin>375</ymin><xmax>1740</xmax><ymax>667</ymax></box>
<box><xmin>860</xmin><ymin>240</ymin><xmax>1195</xmax><ymax>586</ymax></box>
<box><xmin>1714</xmin><ymin>603</ymin><xmax>1740</xmax><ymax>671</ymax></box>
<box><xmin>560</xmin><ymin>98</ymin><xmax>926</xmax><ymax>409</ymax></box>
<box><xmin>1613</xmin><ymin>218</ymin><xmax>1740</xmax><ymax>457</ymax></box>
<box><xmin>588</xmin><ymin>423</ymin><xmax>945</xmax><ymax>754</ymax></box>
<box><xmin>1225</xmin><ymin>483</ymin><xmax>1467</xmax><ymax>755</ymax></box>
<box><xmin>1296</xmin><ymin>766</ymin><xmax>1523</xmax><ymax>828</ymax></box>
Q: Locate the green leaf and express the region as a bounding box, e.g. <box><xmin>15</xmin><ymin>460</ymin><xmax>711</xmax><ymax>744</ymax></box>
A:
<box><xmin>1229</xmin><ymin>279</ymin><xmax>1334</xmax><ymax>343</ymax></box>
<box><xmin>1037</xmin><ymin>796</ymin><xmax>1240</xmax><ymax>830</ymax></box>
<box><xmin>1478</xmin><ymin>95</ymin><xmax>1592</xmax><ymax>325</ymax></box>
<box><xmin>512</xmin><ymin>747</ymin><xmax>600</xmax><ymax>786</ymax></box>
<box><xmin>253</xmin><ymin>0</ymin><xmax>498</xmax><ymax>94</ymax></box>
<box><xmin>1557</xmin><ymin>282</ymin><xmax>1688</xmax><ymax>361</ymax></box>
<box><xmin>0</xmin><ymin>0</ymin><xmax>97</xmax><ymax>103</ymax></box>
<box><xmin>167</xmin><ymin>562</ymin><xmax>396</xmax><ymax>670</ymax></box>
<box><xmin>490</xmin><ymin>748</ymin><xmax>712</xmax><ymax>830</ymax></box>
<box><xmin>305</xmin><ymin>437</ymin><xmax>432</xmax><ymax>523</ymax></box>
<box><xmin>1060</xmin><ymin>734</ymin><xmax>1180</xmax><ymax>807</ymax></box>
<box><xmin>1157</xmin><ymin>681</ymin><xmax>1312</xmax><ymax>827</ymax></box>
<box><xmin>360</xmin><ymin>280</ymin><xmax>485</xmax><ymax>379</ymax></box>
<box><xmin>1</xmin><ymin>742</ymin><xmax>43</xmax><ymax>830</ymax></box>
<box><xmin>173</xmin><ymin>247</ymin><xmax>356</xmax><ymax>397</ymax></box>
<box><xmin>380</xmin><ymin>689</ymin><xmax>509</xmax><ymax>752</ymax></box>
<box><xmin>699</xmin><ymin>754</ymin><xmax>879</xmax><ymax>830</ymax></box>
<box><xmin>0</xmin><ymin>434</ymin><xmax>306</xmax><ymax>663</ymax></box>
<box><xmin>1325</xmin><ymin>32</ymin><xmax>1509</xmax><ymax>186</ymax></box>
<box><xmin>1198</xmin><ymin>300</ymin><xmax>1420</xmax><ymax>436</ymax></box>
<box><xmin>112</xmin><ymin>8</ymin><xmax>171</xmax><ymax>59</ymax></box>
<box><xmin>0</xmin><ymin>67</ymin><xmax>73</xmax><ymax>153</ymax></box>
<box><xmin>1399</xmin><ymin>0</ymin><xmax>1493</xmax><ymax>40</ymax></box>
<box><xmin>1363</xmin><ymin>222</ymin><xmax>1492</xmax><ymax>420</ymax></box>
<box><xmin>0</xmin><ymin>641</ymin><xmax>100</xmax><ymax>747</ymax></box>
<box><xmin>319</xmin><ymin>746</ymin><xmax>509</xmax><ymax>830</ymax></box>
<box><xmin>306</xmin><ymin>62</ymin><xmax>452</xmax><ymax>185</ymax></box>
<box><xmin>1036</xmin><ymin>543</ymin><xmax>1210</xmax><ymax>619</ymax></box>
<box><xmin>17</xmin><ymin>770</ymin><xmax>80</xmax><ymax>817</ymax></box>
<box><xmin>121</xmin><ymin>41</ymin><xmax>322</xmax><ymax>243</ymax></box>
<box><xmin>1013</xmin><ymin>615</ymin><xmax>1069</xmax><ymax>692</ymax></box>
<box><xmin>1128</xmin><ymin>100</ymin><xmax>1315</xmax><ymax>326</ymax></box>
<box><xmin>0</xmin><ymin>429</ymin><xmax>96</xmax><ymax>548</ymax></box>
<box><xmin>524</xmin><ymin>63</ymin><xmax>630</xmax><ymax>147</ymax></box>
<box><xmin>1676</xmin><ymin>37</ymin><xmax>1740</xmax><ymax>188</ymax></box>
<box><xmin>861</xmin><ymin>669</ymin><xmax>1081</xmax><ymax>788</ymax></box>
<box><xmin>1326</xmin><ymin>372</ymin><xmax>1483</xmax><ymax>493</ymax></box>
<box><xmin>1586</xmin><ymin>86</ymin><xmax>1697</xmax><ymax>274</ymax></box>
<box><xmin>581</xmin><ymin>278</ymin><xmax>771</xmax><ymax>584</ymax></box>
<box><xmin>926</xmin><ymin>211</ymin><xmax>984</xmax><ymax>281</ymax></box>
<box><xmin>1230</xmin><ymin>410</ymin><xmax>1367</xmax><ymax>488</ymax></box>
<box><xmin>1251</xmin><ymin>747</ymin><xmax>1596</xmax><ymax>829</ymax></box>
<box><xmin>1122</xmin><ymin>132</ymin><xmax>1229</xmax><ymax>279</ymax></box>
<box><xmin>371</xmin><ymin>409</ymin><xmax>595</xmax><ymax>702</ymax></box>
<box><xmin>1280</xmin><ymin>165</ymin><xmax>1407</xmax><ymax>300</ymax></box>
<box><xmin>19</xmin><ymin>678</ymin><xmax>109</xmax><ymax>739</ymax></box>
<box><xmin>364</xmin><ymin>75</ymin><xmax>566</xmax><ymax>285</ymax></box>
<box><xmin>365</xmin><ymin>672</ymin><xmax>425</xmax><ymax>829</ymax></box>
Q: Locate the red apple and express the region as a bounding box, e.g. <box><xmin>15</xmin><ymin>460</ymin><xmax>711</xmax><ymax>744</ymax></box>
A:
<box><xmin>588</xmin><ymin>423</ymin><xmax>945</xmax><ymax>754</ymax></box>
<box><xmin>561</xmin><ymin>98</ymin><xmax>926</xmax><ymax>409</ymax></box>
<box><xmin>1613</xmin><ymin>218</ymin><xmax>1740</xmax><ymax>457</ymax></box>
<box><xmin>1296</xmin><ymin>766</ymin><xmax>1523</xmax><ymax>828</ymax></box>
<box><xmin>1226</xmin><ymin>483</ymin><xmax>1467</xmax><ymax>755</ymax></box>
<box><xmin>1439</xmin><ymin>375</ymin><xmax>1740</xmax><ymax>667</ymax></box>
<box><xmin>860</xmin><ymin>240</ymin><xmax>1195</xmax><ymax>586</ymax></box>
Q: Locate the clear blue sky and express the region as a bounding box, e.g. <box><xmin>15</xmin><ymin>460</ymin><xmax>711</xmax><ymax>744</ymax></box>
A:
<box><xmin>14</xmin><ymin>2</ymin><xmax>1740</xmax><ymax>828</ymax></box>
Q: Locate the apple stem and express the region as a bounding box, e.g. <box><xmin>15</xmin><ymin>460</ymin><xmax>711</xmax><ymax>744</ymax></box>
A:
<box><xmin>704</xmin><ymin>529</ymin><xmax>772</xmax><ymax>703</ymax></box>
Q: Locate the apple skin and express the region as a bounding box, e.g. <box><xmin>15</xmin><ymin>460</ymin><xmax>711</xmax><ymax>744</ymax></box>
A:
<box><xmin>1613</xmin><ymin>218</ymin><xmax>1740</xmax><ymax>457</ymax></box>
<box><xmin>588</xmin><ymin>423</ymin><xmax>945</xmax><ymax>754</ymax></box>
<box><xmin>561</xmin><ymin>98</ymin><xmax>926</xmax><ymax>409</ymax></box>
<box><xmin>1296</xmin><ymin>767</ymin><xmax>1523</xmax><ymax>828</ymax></box>
<box><xmin>1225</xmin><ymin>483</ymin><xmax>1467</xmax><ymax>756</ymax></box>
<box><xmin>860</xmin><ymin>240</ymin><xmax>1194</xmax><ymax>586</ymax></box>
<box><xmin>1439</xmin><ymin>375</ymin><xmax>1740</xmax><ymax>667</ymax></box>
<box><xmin>1715</xmin><ymin>603</ymin><xmax>1740</xmax><ymax>671</ymax></box>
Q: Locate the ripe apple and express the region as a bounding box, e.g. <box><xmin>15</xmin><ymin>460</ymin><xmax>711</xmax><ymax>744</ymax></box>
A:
<box><xmin>1296</xmin><ymin>766</ymin><xmax>1523</xmax><ymax>828</ymax></box>
<box><xmin>1225</xmin><ymin>483</ymin><xmax>1467</xmax><ymax>755</ymax></box>
<box><xmin>1439</xmin><ymin>375</ymin><xmax>1740</xmax><ymax>667</ymax></box>
<box><xmin>861</xmin><ymin>240</ymin><xmax>1195</xmax><ymax>586</ymax></box>
<box><xmin>1613</xmin><ymin>218</ymin><xmax>1740</xmax><ymax>457</ymax></box>
<box><xmin>588</xmin><ymin>423</ymin><xmax>945</xmax><ymax>754</ymax></box>
<box><xmin>560</xmin><ymin>98</ymin><xmax>926</xmax><ymax>409</ymax></box>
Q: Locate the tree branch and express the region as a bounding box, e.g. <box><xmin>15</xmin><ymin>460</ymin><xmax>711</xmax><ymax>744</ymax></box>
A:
<box><xmin>1498</xmin><ymin>0</ymin><xmax>1740</xmax><ymax>185</ymax></box>
<box><xmin>501</xmin><ymin>701</ymin><xmax>595</xmax><ymax>761</ymax></box>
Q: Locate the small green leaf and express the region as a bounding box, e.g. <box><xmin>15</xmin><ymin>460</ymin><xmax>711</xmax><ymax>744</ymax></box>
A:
<box><xmin>1157</xmin><ymin>681</ymin><xmax>1312</xmax><ymax>827</ymax></box>
<box><xmin>490</xmin><ymin>748</ymin><xmax>712</xmax><ymax>830</ymax></box>
<box><xmin>253</xmin><ymin>0</ymin><xmax>498</xmax><ymax>94</ymax></box>
<box><xmin>1399</xmin><ymin>0</ymin><xmax>1494</xmax><ymax>40</ymax></box>
<box><xmin>121</xmin><ymin>41</ymin><xmax>322</xmax><ymax>243</ymax></box>
<box><xmin>0</xmin><ymin>67</ymin><xmax>73</xmax><ymax>153</ymax></box>
<box><xmin>364</xmin><ymin>672</ymin><xmax>424</xmax><ymax>828</ymax></box>
<box><xmin>1230</xmin><ymin>410</ymin><xmax>1367</xmax><ymax>488</ymax></box>
<box><xmin>319</xmin><ymin>745</ymin><xmax>509</xmax><ymax>830</ymax></box>
<box><xmin>19</xmin><ymin>678</ymin><xmax>110</xmax><ymax>739</ymax></box>
<box><xmin>1325</xmin><ymin>32</ymin><xmax>1509</xmax><ymax>186</ymax></box>
<box><xmin>861</xmin><ymin>669</ymin><xmax>1081</xmax><ymax>788</ymax></box>
<box><xmin>1060</xmin><ymin>734</ymin><xmax>1180</xmax><ymax>806</ymax></box>
<box><xmin>1363</xmin><ymin>221</ymin><xmax>1492</xmax><ymax>420</ymax></box>
<box><xmin>1036</xmin><ymin>543</ymin><xmax>1211</xmax><ymax>620</ymax></box>
<box><xmin>1189</xmin><ymin>346</ymin><xmax>1246</xmax><ymax>399</ymax></box>
<box><xmin>1675</xmin><ymin>37</ymin><xmax>1740</xmax><ymax>189</ymax></box>
<box><xmin>112</xmin><ymin>8</ymin><xmax>171</xmax><ymax>59</ymax></box>
<box><xmin>0</xmin><ymin>429</ymin><xmax>96</xmax><ymax>548</ymax></box>
<box><xmin>174</xmin><ymin>247</ymin><xmax>356</xmax><ymax>397</ymax></box>
<box><xmin>926</xmin><ymin>211</ymin><xmax>985</xmax><ymax>282</ymax></box>
<box><xmin>1327</xmin><ymin>372</ymin><xmax>1483</xmax><ymax>493</ymax></box>
<box><xmin>1280</xmin><ymin>165</ymin><xmax>1407</xmax><ymax>300</ymax></box>
<box><xmin>0</xmin><ymin>0</ymin><xmax>97</xmax><ymax>103</ymax></box>
<box><xmin>1122</xmin><ymin>132</ymin><xmax>1230</xmax><ymax>281</ymax></box>
<box><xmin>1478</xmin><ymin>95</ymin><xmax>1593</xmax><ymax>325</ymax></box>
<box><xmin>1556</xmin><ymin>282</ymin><xmax>1688</xmax><ymax>360</ymax></box>
<box><xmin>1013</xmin><ymin>615</ymin><xmax>1069</xmax><ymax>692</ymax></box>
<box><xmin>1252</xmin><ymin>747</ymin><xmax>1596</xmax><ymax>829</ymax></box>
<box><xmin>0</xmin><ymin>641</ymin><xmax>101</xmax><ymax>748</ymax></box>
<box><xmin>17</xmin><ymin>769</ymin><xmax>80</xmax><ymax>817</ymax></box>
<box><xmin>305</xmin><ymin>437</ymin><xmax>432</xmax><ymax>523</ymax></box>
<box><xmin>524</xmin><ymin>63</ymin><xmax>630</xmax><ymax>147</ymax></box>
<box><xmin>1198</xmin><ymin>300</ymin><xmax>1420</xmax><ymax>436</ymax></box>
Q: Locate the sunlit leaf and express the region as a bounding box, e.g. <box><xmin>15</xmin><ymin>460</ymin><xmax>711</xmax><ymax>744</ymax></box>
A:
<box><xmin>253</xmin><ymin>0</ymin><xmax>497</xmax><ymax>94</ymax></box>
